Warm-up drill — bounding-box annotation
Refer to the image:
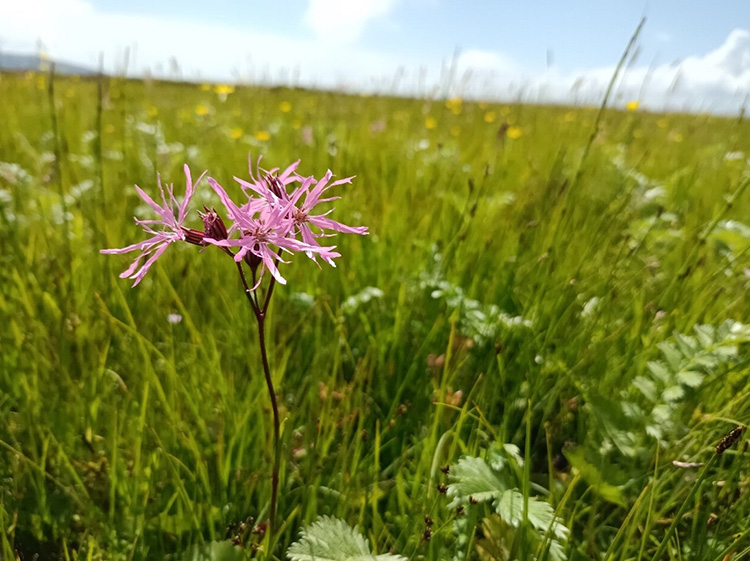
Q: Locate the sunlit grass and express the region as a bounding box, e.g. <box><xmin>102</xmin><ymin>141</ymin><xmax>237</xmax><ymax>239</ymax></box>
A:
<box><xmin>1</xmin><ymin>71</ymin><xmax>750</xmax><ymax>560</ymax></box>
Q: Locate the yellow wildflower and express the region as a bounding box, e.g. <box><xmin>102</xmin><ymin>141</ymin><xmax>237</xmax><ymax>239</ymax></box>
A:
<box><xmin>230</xmin><ymin>128</ymin><xmax>243</xmax><ymax>139</ymax></box>
<box><xmin>195</xmin><ymin>105</ymin><xmax>210</xmax><ymax>116</ymax></box>
<box><xmin>255</xmin><ymin>130</ymin><xmax>270</xmax><ymax>142</ymax></box>
<box><xmin>445</xmin><ymin>97</ymin><xmax>462</xmax><ymax>115</ymax></box>
<box><xmin>214</xmin><ymin>84</ymin><xmax>234</xmax><ymax>102</ymax></box>
<box><xmin>507</xmin><ymin>126</ymin><xmax>523</xmax><ymax>139</ymax></box>
<box><xmin>147</xmin><ymin>106</ymin><xmax>158</xmax><ymax>117</ymax></box>
<box><xmin>214</xmin><ymin>84</ymin><xmax>234</xmax><ymax>96</ymax></box>
<box><xmin>279</xmin><ymin>101</ymin><xmax>292</xmax><ymax>113</ymax></box>
<box><xmin>425</xmin><ymin>117</ymin><xmax>437</xmax><ymax>130</ymax></box>
<box><xmin>626</xmin><ymin>100</ymin><xmax>640</xmax><ymax>112</ymax></box>
<box><xmin>484</xmin><ymin>111</ymin><xmax>497</xmax><ymax>124</ymax></box>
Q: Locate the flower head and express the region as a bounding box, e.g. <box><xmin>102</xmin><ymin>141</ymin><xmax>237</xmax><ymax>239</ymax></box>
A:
<box><xmin>206</xmin><ymin>176</ymin><xmax>340</xmax><ymax>286</ymax></box>
<box><xmin>104</xmin><ymin>157</ymin><xmax>366</xmax><ymax>291</ymax></box>
<box><xmin>234</xmin><ymin>158</ymin><xmax>368</xmax><ymax>265</ymax></box>
<box><xmin>626</xmin><ymin>100</ymin><xmax>640</xmax><ymax>112</ymax></box>
<box><xmin>101</xmin><ymin>164</ymin><xmax>206</xmax><ymax>286</ymax></box>
<box><xmin>285</xmin><ymin>170</ymin><xmax>369</xmax><ymax>265</ymax></box>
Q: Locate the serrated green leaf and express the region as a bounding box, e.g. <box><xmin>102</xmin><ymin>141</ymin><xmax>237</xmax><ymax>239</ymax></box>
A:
<box><xmin>657</xmin><ymin>341</ymin><xmax>683</xmax><ymax>372</ymax></box>
<box><xmin>652</xmin><ymin>403</ymin><xmax>672</xmax><ymax>423</ymax></box>
<box><xmin>492</xmin><ymin>489</ymin><xmax>568</xmax><ymax>540</ymax></box>
<box><xmin>287</xmin><ymin>517</ymin><xmax>405</xmax><ymax>561</ymax></box>
<box><xmin>447</xmin><ymin>456</ymin><xmax>507</xmax><ymax>507</ymax></box>
<box><xmin>694</xmin><ymin>324</ymin><xmax>715</xmax><ymax>348</ymax></box>
<box><xmin>674</xmin><ymin>333</ymin><xmax>698</xmax><ymax>358</ymax></box>
<box><xmin>632</xmin><ymin>376</ymin><xmax>658</xmax><ymax>402</ymax></box>
<box><xmin>646</xmin><ymin>361</ymin><xmax>671</xmax><ymax>384</ymax></box>
<box><xmin>675</xmin><ymin>370</ymin><xmax>703</xmax><ymax>387</ymax></box>
<box><xmin>662</xmin><ymin>385</ymin><xmax>684</xmax><ymax>401</ymax></box>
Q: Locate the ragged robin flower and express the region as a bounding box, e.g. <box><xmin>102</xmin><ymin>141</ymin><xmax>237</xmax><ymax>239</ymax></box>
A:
<box><xmin>205</xmin><ymin>176</ymin><xmax>341</xmax><ymax>287</ymax></box>
<box><xmin>101</xmin><ymin>164</ymin><xmax>207</xmax><ymax>286</ymax></box>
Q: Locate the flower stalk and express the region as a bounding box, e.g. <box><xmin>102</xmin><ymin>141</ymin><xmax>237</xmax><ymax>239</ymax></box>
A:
<box><xmin>101</xmin><ymin>157</ymin><xmax>368</xmax><ymax>544</ymax></box>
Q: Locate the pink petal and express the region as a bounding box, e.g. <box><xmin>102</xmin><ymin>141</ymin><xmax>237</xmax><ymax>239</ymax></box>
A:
<box><xmin>310</xmin><ymin>215</ymin><xmax>369</xmax><ymax>235</ymax></box>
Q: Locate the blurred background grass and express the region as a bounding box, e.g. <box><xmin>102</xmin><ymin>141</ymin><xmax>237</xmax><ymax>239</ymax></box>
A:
<box><xmin>2</xmin><ymin>70</ymin><xmax>750</xmax><ymax>560</ymax></box>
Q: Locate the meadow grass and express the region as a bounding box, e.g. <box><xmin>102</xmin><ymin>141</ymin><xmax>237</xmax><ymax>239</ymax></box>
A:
<box><xmin>1</xmin><ymin>70</ymin><xmax>750</xmax><ymax>560</ymax></box>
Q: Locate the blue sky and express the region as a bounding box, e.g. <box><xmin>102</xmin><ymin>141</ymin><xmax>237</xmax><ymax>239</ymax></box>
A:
<box><xmin>2</xmin><ymin>0</ymin><xmax>750</xmax><ymax>112</ymax></box>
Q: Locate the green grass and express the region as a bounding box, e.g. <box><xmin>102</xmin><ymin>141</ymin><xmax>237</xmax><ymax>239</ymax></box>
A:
<box><xmin>2</xmin><ymin>70</ymin><xmax>750</xmax><ymax>560</ymax></box>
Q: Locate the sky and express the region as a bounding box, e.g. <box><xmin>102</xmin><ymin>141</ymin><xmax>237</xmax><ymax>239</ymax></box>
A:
<box><xmin>1</xmin><ymin>0</ymin><xmax>749</xmax><ymax>113</ymax></box>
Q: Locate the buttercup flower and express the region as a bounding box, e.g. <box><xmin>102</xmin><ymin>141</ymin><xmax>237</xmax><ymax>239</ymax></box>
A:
<box><xmin>101</xmin><ymin>164</ymin><xmax>206</xmax><ymax>286</ymax></box>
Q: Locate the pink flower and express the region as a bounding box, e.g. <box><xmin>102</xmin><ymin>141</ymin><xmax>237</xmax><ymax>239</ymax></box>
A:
<box><xmin>205</xmin><ymin>177</ymin><xmax>340</xmax><ymax>286</ymax></box>
<box><xmin>286</xmin><ymin>170</ymin><xmax>369</xmax><ymax>265</ymax></box>
<box><xmin>235</xmin><ymin>156</ymin><xmax>300</xmax><ymax>203</ymax></box>
<box><xmin>101</xmin><ymin>164</ymin><xmax>207</xmax><ymax>286</ymax></box>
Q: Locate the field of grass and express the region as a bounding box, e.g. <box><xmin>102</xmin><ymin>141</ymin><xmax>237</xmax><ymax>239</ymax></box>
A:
<box><xmin>2</xmin><ymin>70</ymin><xmax>750</xmax><ymax>561</ymax></box>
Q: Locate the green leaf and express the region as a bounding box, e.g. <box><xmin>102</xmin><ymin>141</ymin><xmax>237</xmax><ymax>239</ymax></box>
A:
<box><xmin>662</xmin><ymin>385</ymin><xmax>684</xmax><ymax>401</ymax></box>
<box><xmin>694</xmin><ymin>324</ymin><xmax>715</xmax><ymax>348</ymax></box>
<box><xmin>487</xmin><ymin>443</ymin><xmax>523</xmax><ymax>472</ymax></box>
<box><xmin>632</xmin><ymin>376</ymin><xmax>658</xmax><ymax>402</ymax></box>
<box><xmin>657</xmin><ymin>341</ymin><xmax>683</xmax><ymax>373</ymax></box>
<box><xmin>492</xmin><ymin>489</ymin><xmax>568</xmax><ymax>540</ymax></box>
<box><xmin>287</xmin><ymin>516</ymin><xmax>405</xmax><ymax>561</ymax></box>
<box><xmin>675</xmin><ymin>370</ymin><xmax>703</xmax><ymax>387</ymax></box>
<box><xmin>646</xmin><ymin>361</ymin><xmax>671</xmax><ymax>384</ymax></box>
<box><xmin>447</xmin><ymin>456</ymin><xmax>507</xmax><ymax>507</ymax></box>
<box><xmin>563</xmin><ymin>447</ymin><xmax>625</xmax><ymax>507</ymax></box>
<box><xmin>673</xmin><ymin>333</ymin><xmax>698</xmax><ymax>359</ymax></box>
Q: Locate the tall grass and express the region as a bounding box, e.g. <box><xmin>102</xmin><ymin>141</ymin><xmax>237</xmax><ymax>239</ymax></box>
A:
<box><xmin>1</xmin><ymin>69</ymin><xmax>750</xmax><ymax>560</ymax></box>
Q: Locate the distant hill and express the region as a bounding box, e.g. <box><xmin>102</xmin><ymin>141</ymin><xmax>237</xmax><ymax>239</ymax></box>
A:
<box><xmin>0</xmin><ymin>53</ymin><xmax>97</xmax><ymax>75</ymax></box>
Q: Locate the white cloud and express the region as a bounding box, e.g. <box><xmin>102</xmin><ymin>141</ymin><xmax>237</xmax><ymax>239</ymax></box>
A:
<box><xmin>0</xmin><ymin>0</ymin><xmax>406</xmax><ymax>85</ymax></box>
<box><xmin>305</xmin><ymin>0</ymin><xmax>399</xmax><ymax>43</ymax></box>
<box><xmin>443</xmin><ymin>29</ymin><xmax>750</xmax><ymax>114</ymax></box>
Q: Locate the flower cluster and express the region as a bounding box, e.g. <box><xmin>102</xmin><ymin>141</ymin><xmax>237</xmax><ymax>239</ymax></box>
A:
<box><xmin>102</xmin><ymin>159</ymin><xmax>368</xmax><ymax>287</ymax></box>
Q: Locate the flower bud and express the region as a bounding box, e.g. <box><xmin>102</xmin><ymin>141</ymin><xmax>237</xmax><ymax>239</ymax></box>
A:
<box><xmin>244</xmin><ymin>244</ymin><xmax>262</xmax><ymax>276</ymax></box>
<box><xmin>200</xmin><ymin>206</ymin><xmax>228</xmax><ymax>240</ymax></box>
<box><xmin>182</xmin><ymin>227</ymin><xmax>206</xmax><ymax>246</ymax></box>
<box><xmin>266</xmin><ymin>176</ymin><xmax>286</xmax><ymax>199</ymax></box>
